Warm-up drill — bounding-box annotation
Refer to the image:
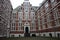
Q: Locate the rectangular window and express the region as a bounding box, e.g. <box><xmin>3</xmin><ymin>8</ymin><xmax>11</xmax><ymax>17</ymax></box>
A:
<box><xmin>19</xmin><ymin>23</ymin><xmax>20</xmax><ymax>26</ymax></box>
<box><xmin>11</xmin><ymin>27</ymin><xmax>15</xmax><ymax>30</ymax></box>
<box><xmin>58</xmin><ymin>18</ymin><xmax>60</xmax><ymax>24</ymax></box>
<box><xmin>18</xmin><ymin>27</ymin><xmax>20</xmax><ymax>30</ymax></box>
<box><xmin>40</xmin><ymin>25</ymin><xmax>43</xmax><ymax>29</ymax></box>
<box><xmin>51</xmin><ymin>21</ymin><xmax>55</xmax><ymax>26</ymax></box>
<box><xmin>45</xmin><ymin>24</ymin><xmax>48</xmax><ymax>28</ymax></box>
<box><xmin>12</xmin><ymin>23</ymin><xmax>15</xmax><ymax>26</ymax></box>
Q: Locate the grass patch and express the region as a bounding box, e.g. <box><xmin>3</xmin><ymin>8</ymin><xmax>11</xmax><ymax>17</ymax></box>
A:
<box><xmin>0</xmin><ymin>36</ymin><xmax>60</xmax><ymax>40</ymax></box>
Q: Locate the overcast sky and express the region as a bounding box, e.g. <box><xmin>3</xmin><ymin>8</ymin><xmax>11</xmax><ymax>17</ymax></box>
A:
<box><xmin>10</xmin><ymin>0</ymin><xmax>44</xmax><ymax>9</ymax></box>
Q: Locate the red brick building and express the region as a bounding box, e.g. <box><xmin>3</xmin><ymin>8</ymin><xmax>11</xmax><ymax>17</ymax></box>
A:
<box><xmin>0</xmin><ymin>0</ymin><xmax>13</xmax><ymax>37</ymax></box>
<box><xmin>10</xmin><ymin>0</ymin><xmax>38</xmax><ymax>37</ymax></box>
<box><xmin>35</xmin><ymin>0</ymin><xmax>60</xmax><ymax>37</ymax></box>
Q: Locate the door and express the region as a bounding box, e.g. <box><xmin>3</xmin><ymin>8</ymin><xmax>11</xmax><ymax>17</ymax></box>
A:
<box><xmin>25</xmin><ymin>27</ymin><xmax>29</xmax><ymax>33</ymax></box>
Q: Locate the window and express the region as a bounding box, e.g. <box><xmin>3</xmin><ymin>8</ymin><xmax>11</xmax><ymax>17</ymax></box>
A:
<box><xmin>55</xmin><ymin>20</ymin><xmax>59</xmax><ymax>25</ymax></box>
<box><xmin>0</xmin><ymin>0</ymin><xmax>4</xmax><ymax>4</ymax></box>
<box><xmin>19</xmin><ymin>23</ymin><xmax>22</xmax><ymax>26</ymax></box>
<box><xmin>31</xmin><ymin>8</ymin><xmax>32</xmax><ymax>10</ymax></box>
<box><xmin>21</xmin><ymin>7</ymin><xmax>22</xmax><ymax>10</ymax></box>
<box><xmin>43</xmin><ymin>34</ymin><xmax>45</xmax><ymax>36</ymax></box>
<box><xmin>11</xmin><ymin>35</ymin><xmax>14</xmax><ymax>37</ymax></box>
<box><xmin>49</xmin><ymin>33</ymin><xmax>52</xmax><ymax>37</ymax></box>
<box><xmin>12</xmin><ymin>23</ymin><xmax>15</xmax><ymax>26</ymax></box>
<box><xmin>25</xmin><ymin>10</ymin><xmax>28</xmax><ymax>12</ymax></box>
<box><xmin>0</xmin><ymin>19</ymin><xmax>1</xmax><ymax>21</ymax></box>
<box><xmin>11</xmin><ymin>27</ymin><xmax>15</xmax><ymax>30</ymax></box>
<box><xmin>21</xmin><ymin>23</ymin><xmax>22</xmax><ymax>26</ymax></box>
<box><xmin>31</xmin><ymin>8</ymin><xmax>34</xmax><ymax>11</ymax></box>
<box><xmin>45</xmin><ymin>2</ymin><xmax>48</xmax><ymax>8</ymax></box>
<box><xmin>57</xmin><ymin>6</ymin><xmax>60</xmax><ymax>17</ymax></box>
<box><xmin>45</xmin><ymin>24</ymin><xmax>48</xmax><ymax>28</ymax></box>
<box><xmin>1</xmin><ymin>5</ymin><xmax>4</xmax><ymax>9</ymax></box>
<box><xmin>51</xmin><ymin>0</ymin><xmax>54</xmax><ymax>3</ymax></box>
<box><xmin>21</xmin><ymin>27</ymin><xmax>24</xmax><ymax>30</ymax></box>
<box><xmin>57</xmin><ymin>33</ymin><xmax>60</xmax><ymax>38</ymax></box>
<box><xmin>19</xmin><ymin>35</ymin><xmax>21</xmax><ymax>37</ymax></box>
<box><xmin>57</xmin><ymin>0</ymin><xmax>60</xmax><ymax>2</ymax></box>
<box><xmin>33</xmin><ymin>14</ymin><xmax>34</xmax><ymax>15</ymax></box>
<box><xmin>40</xmin><ymin>25</ymin><xmax>43</xmax><ymax>29</ymax></box>
<box><xmin>32</xmin><ymin>34</ymin><xmax>36</xmax><ymax>37</ymax></box>
<box><xmin>58</xmin><ymin>18</ymin><xmax>60</xmax><ymax>24</ymax></box>
<box><xmin>19</xmin><ymin>23</ymin><xmax>20</xmax><ymax>26</ymax></box>
<box><xmin>18</xmin><ymin>27</ymin><xmax>20</xmax><ymax>30</ymax></box>
<box><xmin>50</xmin><ymin>21</ymin><xmax>55</xmax><ymax>26</ymax></box>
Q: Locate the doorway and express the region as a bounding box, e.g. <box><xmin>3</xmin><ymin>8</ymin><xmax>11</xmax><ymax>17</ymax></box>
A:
<box><xmin>25</xmin><ymin>27</ymin><xmax>29</xmax><ymax>33</ymax></box>
<box><xmin>57</xmin><ymin>33</ymin><xmax>60</xmax><ymax>38</ymax></box>
<box><xmin>24</xmin><ymin>27</ymin><xmax>30</xmax><ymax>37</ymax></box>
<box><xmin>49</xmin><ymin>33</ymin><xmax>52</xmax><ymax>37</ymax></box>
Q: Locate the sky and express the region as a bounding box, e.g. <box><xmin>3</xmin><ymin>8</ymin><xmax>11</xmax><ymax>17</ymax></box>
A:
<box><xmin>10</xmin><ymin>0</ymin><xmax>44</xmax><ymax>9</ymax></box>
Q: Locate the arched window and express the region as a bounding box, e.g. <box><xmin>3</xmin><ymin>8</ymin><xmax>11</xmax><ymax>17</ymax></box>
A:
<box><xmin>11</xmin><ymin>35</ymin><xmax>14</xmax><ymax>37</ymax></box>
<box><xmin>49</xmin><ymin>33</ymin><xmax>52</xmax><ymax>37</ymax></box>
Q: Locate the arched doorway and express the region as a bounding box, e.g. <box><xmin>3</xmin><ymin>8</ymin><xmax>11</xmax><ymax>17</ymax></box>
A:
<box><xmin>24</xmin><ymin>27</ymin><xmax>30</xmax><ymax>37</ymax></box>
<box><xmin>24</xmin><ymin>22</ymin><xmax>30</xmax><ymax>37</ymax></box>
<box><xmin>25</xmin><ymin>27</ymin><xmax>29</xmax><ymax>33</ymax></box>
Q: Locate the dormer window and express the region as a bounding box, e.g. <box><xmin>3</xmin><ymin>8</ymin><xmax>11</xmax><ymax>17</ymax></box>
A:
<box><xmin>45</xmin><ymin>2</ymin><xmax>48</xmax><ymax>8</ymax></box>
<box><xmin>51</xmin><ymin>0</ymin><xmax>54</xmax><ymax>3</ymax></box>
